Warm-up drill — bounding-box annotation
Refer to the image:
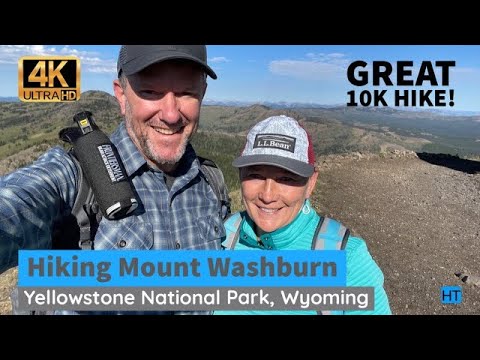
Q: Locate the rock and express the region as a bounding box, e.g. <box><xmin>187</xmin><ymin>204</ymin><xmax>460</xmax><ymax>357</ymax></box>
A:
<box><xmin>455</xmin><ymin>271</ymin><xmax>480</xmax><ymax>287</ymax></box>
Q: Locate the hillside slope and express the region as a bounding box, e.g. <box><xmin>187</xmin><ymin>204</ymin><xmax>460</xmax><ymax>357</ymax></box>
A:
<box><xmin>312</xmin><ymin>152</ymin><xmax>480</xmax><ymax>314</ymax></box>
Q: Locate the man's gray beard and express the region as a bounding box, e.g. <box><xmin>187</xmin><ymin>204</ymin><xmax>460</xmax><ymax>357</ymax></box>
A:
<box><xmin>141</xmin><ymin>134</ymin><xmax>187</xmax><ymax>166</ymax></box>
<box><xmin>125</xmin><ymin>102</ymin><xmax>188</xmax><ymax>167</ymax></box>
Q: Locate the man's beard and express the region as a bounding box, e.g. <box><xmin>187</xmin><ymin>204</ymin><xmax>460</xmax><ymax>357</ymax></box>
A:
<box><xmin>124</xmin><ymin>101</ymin><xmax>188</xmax><ymax>167</ymax></box>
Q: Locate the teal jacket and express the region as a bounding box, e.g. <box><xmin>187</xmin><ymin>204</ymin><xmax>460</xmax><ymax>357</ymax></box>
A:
<box><xmin>214</xmin><ymin>201</ymin><xmax>392</xmax><ymax>315</ymax></box>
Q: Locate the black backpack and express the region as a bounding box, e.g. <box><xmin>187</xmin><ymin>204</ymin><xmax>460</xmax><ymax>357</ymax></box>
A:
<box><xmin>52</xmin><ymin>132</ymin><xmax>231</xmax><ymax>250</ymax></box>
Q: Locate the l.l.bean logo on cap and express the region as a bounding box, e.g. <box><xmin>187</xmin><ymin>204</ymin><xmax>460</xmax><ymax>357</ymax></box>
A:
<box><xmin>254</xmin><ymin>134</ymin><xmax>296</xmax><ymax>153</ymax></box>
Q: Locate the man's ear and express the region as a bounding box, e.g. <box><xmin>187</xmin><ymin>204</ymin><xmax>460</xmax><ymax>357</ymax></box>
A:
<box><xmin>201</xmin><ymin>82</ymin><xmax>208</xmax><ymax>101</ymax></box>
<box><xmin>113</xmin><ymin>79</ymin><xmax>126</xmax><ymax>115</ymax></box>
<box><xmin>305</xmin><ymin>170</ymin><xmax>319</xmax><ymax>199</ymax></box>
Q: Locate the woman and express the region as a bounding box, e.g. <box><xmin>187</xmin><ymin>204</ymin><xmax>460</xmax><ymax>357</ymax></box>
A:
<box><xmin>215</xmin><ymin>115</ymin><xmax>391</xmax><ymax>315</ymax></box>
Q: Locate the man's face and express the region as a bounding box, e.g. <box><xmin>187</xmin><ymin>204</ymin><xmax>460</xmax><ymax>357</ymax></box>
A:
<box><xmin>114</xmin><ymin>61</ymin><xmax>207</xmax><ymax>171</ymax></box>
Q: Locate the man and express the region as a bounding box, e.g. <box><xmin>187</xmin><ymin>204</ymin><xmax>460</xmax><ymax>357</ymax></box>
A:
<box><xmin>0</xmin><ymin>45</ymin><xmax>227</xmax><ymax>314</ymax></box>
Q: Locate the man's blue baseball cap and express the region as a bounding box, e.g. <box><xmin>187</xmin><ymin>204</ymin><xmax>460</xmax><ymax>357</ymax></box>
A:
<box><xmin>117</xmin><ymin>45</ymin><xmax>217</xmax><ymax>79</ymax></box>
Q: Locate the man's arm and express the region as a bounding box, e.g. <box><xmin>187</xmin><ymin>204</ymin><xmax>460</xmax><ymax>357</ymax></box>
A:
<box><xmin>345</xmin><ymin>237</ymin><xmax>392</xmax><ymax>315</ymax></box>
<box><xmin>0</xmin><ymin>147</ymin><xmax>78</xmax><ymax>273</ymax></box>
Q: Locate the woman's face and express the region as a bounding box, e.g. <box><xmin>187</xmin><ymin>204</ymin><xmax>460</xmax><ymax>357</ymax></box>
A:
<box><xmin>240</xmin><ymin>165</ymin><xmax>318</xmax><ymax>234</ymax></box>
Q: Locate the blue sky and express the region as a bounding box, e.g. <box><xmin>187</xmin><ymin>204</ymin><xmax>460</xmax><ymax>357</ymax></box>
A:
<box><xmin>2</xmin><ymin>45</ymin><xmax>480</xmax><ymax>112</ymax></box>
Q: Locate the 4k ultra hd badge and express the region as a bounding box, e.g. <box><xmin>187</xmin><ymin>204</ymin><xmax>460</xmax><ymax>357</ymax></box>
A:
<box><xmin>18</xmin><ymin>56</ymin><xmax>80</xmax><ymax>102</ymax></box>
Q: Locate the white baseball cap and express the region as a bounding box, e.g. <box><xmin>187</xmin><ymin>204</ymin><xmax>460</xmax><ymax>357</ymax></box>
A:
<box><xmin>233</xmin><ymin>115</ymin><xmax>315</xmax><ymax>177</ymax></box>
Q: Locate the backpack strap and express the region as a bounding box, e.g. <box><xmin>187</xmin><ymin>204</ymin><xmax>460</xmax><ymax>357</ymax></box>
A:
<box><xmin>69</xmin><ymin>153</ymin><xmax>101</xmax><ymax>250</ymax></box>
<box><xmin>198</xmin><ymin>156</ymin><xmax>231</xmax><ymax>220</ymax></box>
<box><xmin>311</xmin><ymin>216</ymin><xmax>350</xmax><ymax>315</ymax></box>
<box><xmin>222</xmin><ymin>212</ymin><xmax>243</xmax><ymax>250</ymax></box>
<box><xmin>311</xmin><ymin>216</ymin><xmax>350</xmax><ymax>250</ymax></box>
<box><xmin>223</xmin><ymin>212</ymin><xmax>350</xmax><ymax>314</ymax></box>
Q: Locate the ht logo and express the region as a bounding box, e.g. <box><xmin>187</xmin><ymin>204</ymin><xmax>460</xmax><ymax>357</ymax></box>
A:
<box><xmin>441</xmin><ymin>286</ymin><xmax>462</xmax><ymax>304</ymax></box>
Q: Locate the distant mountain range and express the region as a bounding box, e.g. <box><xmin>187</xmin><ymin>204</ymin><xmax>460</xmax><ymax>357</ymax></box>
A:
<box><xmin>0</xmin><ymin>97</ymin><xmax>19</xmax><ymax>102</ymax></box>
<box><xmin>202</xmin><ymin>99</ymin><xmax>341</xmax><ymax>110</ymax></box>
<box><xmin>3</xmin><ymin>95</ymin><xmax>479</xmax><ymax>116</ymax></box>
<box><xmin>0</xmin><ymin>90</ymin><xmax>479</xmax><ymax>172</ymax></box>
<box><xmin>202</xmin><ymin>99</ymin><xmax>480</xmax><ymax>116</ymax></box>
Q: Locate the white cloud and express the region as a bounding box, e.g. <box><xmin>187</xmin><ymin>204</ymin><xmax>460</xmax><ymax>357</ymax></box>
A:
<box><xmin>269</xmin><ymin>52</ymin><xmax>349</xmax><ymax>80</ymax></box>
<box><xmin>0</xmin><ymin>45</ymin><xmax>117</xmax><ymax>73</ymax></box>
<box><xmin>305</xmin><ymin>52</ymin><xmax>348</xmax><ymax>64</ymax></box>
<box><xmin>209</xmin><ymin>56</ymin><xmax>229</xmax><ymax>63</ymax></box>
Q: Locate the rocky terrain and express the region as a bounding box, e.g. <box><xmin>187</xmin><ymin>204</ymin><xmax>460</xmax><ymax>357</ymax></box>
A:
<box><xmin>0</xmin><ymin>149</ymin><xmax>479</xmax><ymax>315</ymax></box>
<box><xmin>312</xmin><ymin>151</ymin><xmax>480</xmax><ymax>315</ymax></box>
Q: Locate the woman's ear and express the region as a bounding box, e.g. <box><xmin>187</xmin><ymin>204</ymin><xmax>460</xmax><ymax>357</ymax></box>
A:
<box><xmin>305</xmin><ymin>170</ymin><xmax>319</xmax><ymax>199</ymax></box>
